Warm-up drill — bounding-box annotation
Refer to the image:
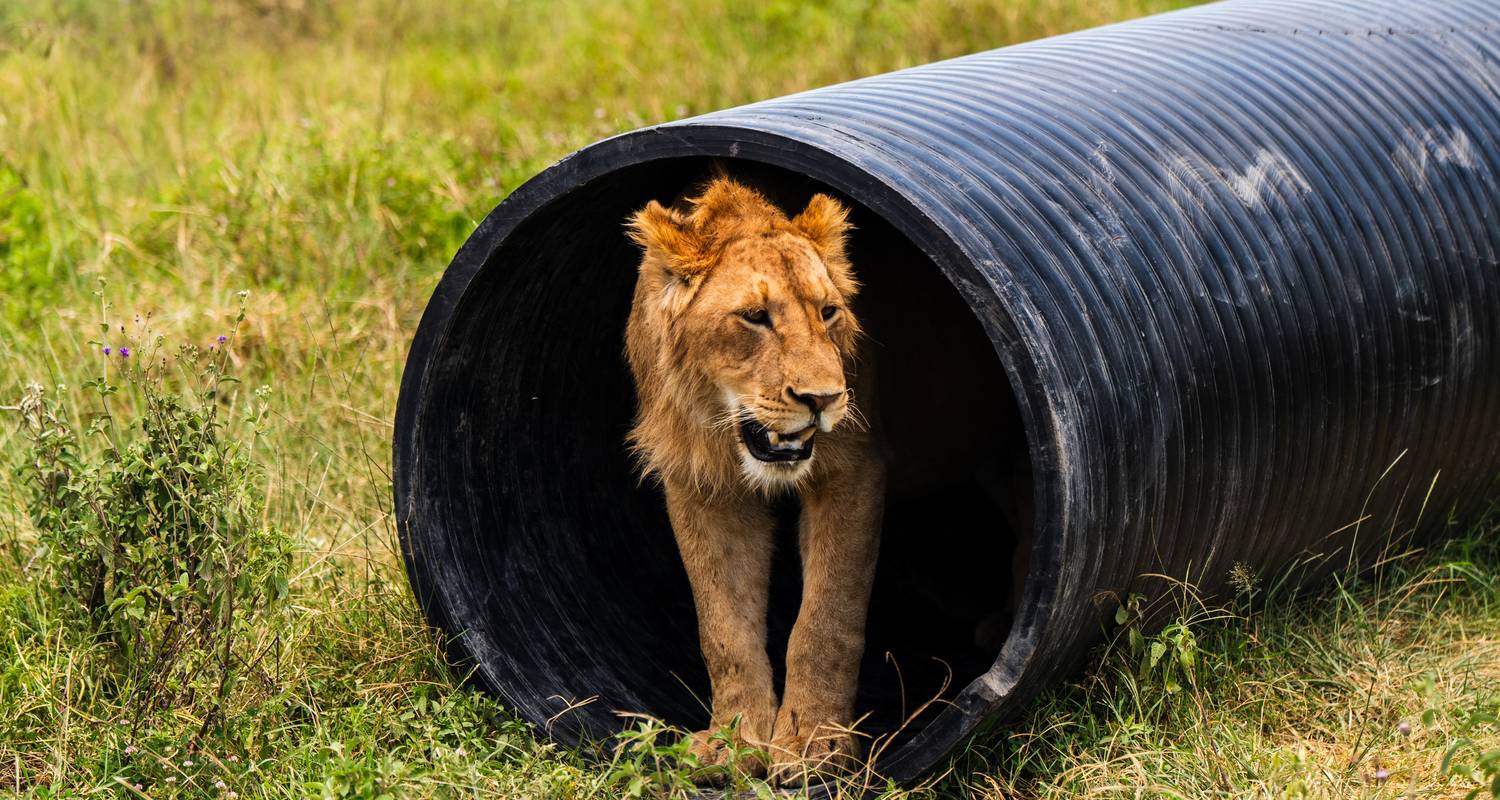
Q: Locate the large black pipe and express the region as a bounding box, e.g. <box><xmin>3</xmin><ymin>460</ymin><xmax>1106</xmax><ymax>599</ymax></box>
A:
<box><xmin>394</xmin><ymin>0</ymin><xmax>1500</xmax><ymax>785</ymax></box>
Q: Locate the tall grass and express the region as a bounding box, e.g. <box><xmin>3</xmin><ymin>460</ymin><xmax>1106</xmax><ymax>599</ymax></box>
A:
<box><xmin>1</xmin><ymin>1</ymin><xmax>1496</xmax><ymax>797</ymax></box>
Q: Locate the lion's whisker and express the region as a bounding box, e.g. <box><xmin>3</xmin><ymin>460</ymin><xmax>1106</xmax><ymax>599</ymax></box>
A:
<box><xmin>842</xmin><ymin>398</ymin><xmax>871</xmax><ymax>433</ymax></box>
<box><xmin>708</xmin><ymin>397</ymin><xmax>756</xmax><ymax>433</ymax></box>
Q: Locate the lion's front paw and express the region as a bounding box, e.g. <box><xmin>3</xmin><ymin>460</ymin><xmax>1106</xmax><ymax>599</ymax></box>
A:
<box><xmin>684</xmin><ymin>727</ymin><xmax>770</xmax><ymax>786</ymax></box>
<box><xmin>768</xmin><ymin>720</ymin><xmax>861</xmax><ymax>788</ymax></box>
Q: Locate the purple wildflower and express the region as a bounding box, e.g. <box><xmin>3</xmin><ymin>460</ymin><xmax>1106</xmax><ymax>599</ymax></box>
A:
<box><xmin>124</xmin><ymin>744</ymin><xmax>137</xmax><ymax>756</ymax></box>
<box><xmin>217</xmin><ymin>335</ymin><xmax>228</xmax><ymax>343</ymax></box>
<box><xmin>102</xmin><ymin>346</ymin><xmax>111</xmax><ymax>355</ymax></box>
<box><xmin>1374</xmin><ymin>767</ymin><xmax>1389</xmax><ymax>782</ymax></box>
<box><xmin>1397</xmin><ymin>721</ymin><xmax>1411</xmax><ymax>737</ymax></box>
<box><xmin>119</xmin><ymin>347</ymin><xmax>131</xmax><ymax>358</ymax></box>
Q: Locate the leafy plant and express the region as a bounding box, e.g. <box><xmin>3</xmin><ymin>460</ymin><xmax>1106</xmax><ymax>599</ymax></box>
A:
<box><xmin>1112</xmin><ymin>587</ymin><xmax>1218</xmax><ymax>702</ymax></box>
<box><xmin>604</xmin><ymin>716</ymin><xmax>777</xmax><ymax>799</ymax></box>
<box><xmin>13</xmin><ymin>292</ymin><xmax>290</xmax><ymax>733</ymax></box>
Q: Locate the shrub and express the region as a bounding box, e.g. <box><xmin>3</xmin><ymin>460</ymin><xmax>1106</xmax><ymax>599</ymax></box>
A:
<box><xmin>12</xmin><ymin>294</ymin><xmax>290</xmax><ymax>733</ymax></box>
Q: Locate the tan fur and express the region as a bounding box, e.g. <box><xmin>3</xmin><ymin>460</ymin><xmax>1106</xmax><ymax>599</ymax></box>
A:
<box><xmin>625</xmin><ymin>176</ymin><xmax>886</xmax><ymax>785</ymax></box>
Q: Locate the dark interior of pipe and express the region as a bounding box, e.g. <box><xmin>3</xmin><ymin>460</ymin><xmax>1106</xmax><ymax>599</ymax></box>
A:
<box><xmin>417</xmin><ymin>156</ymin><xmax>1029</xmax><ymax>755</ymax></box>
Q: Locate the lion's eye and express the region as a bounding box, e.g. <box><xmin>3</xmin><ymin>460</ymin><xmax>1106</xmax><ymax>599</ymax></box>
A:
<box><xmin>821</xmin><ymin>305</ymin><xmax>840</xmax><ymax>321</ymax></box>
<box><xmin>740</xmin><ymin>308</ymin><xmax>770</xmax><ymax>326</ymax></box>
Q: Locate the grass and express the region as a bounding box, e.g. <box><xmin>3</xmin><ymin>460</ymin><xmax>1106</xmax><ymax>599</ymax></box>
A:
<box><xmin>0</xmin><ymin>0</ymin><xmax>1496</xmax><ymax>797</ymax></box>
<box><xmin>958</xmin><ymin>530</ymin><xmax>1500</xmax><ymax>799</ymax></box>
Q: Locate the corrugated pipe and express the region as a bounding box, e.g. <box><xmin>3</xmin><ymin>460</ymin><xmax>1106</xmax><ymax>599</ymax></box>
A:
<box><xmin>394</xmin><ymin>0</ymin><xmax>1500</xmax><ymax>785</ymax></box>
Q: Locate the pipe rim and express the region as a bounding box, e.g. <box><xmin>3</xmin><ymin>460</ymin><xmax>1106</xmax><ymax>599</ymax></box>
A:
<box><xmin>393</xmin><ymin>121</ymin><xmax>1068</xmax><ymax>783</ymax></box>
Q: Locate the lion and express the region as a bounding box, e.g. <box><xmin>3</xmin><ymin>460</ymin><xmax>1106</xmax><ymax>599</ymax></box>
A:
<box><xmin>624</xmin><ymin>174</ymin><xmax>886</xmax><ymax>786</ymax></box>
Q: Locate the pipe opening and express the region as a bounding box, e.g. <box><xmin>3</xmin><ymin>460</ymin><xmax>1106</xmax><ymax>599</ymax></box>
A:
<box><xmin>406</xmin><ymin>155</ymin><xmax>1031</xmax><ymax>767</ymax></box>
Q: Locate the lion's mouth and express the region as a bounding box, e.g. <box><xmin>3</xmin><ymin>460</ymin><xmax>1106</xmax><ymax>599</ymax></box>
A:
<box><xmin>738</xmin><ymin>420</ymin><xmax>816</xmax><ymax>463</ymax></box>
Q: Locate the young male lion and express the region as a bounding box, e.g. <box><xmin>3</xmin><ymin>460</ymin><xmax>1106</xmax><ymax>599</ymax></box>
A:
<box><xmin>624</xmin><ymin>175</ymin><xmax>885</xmax><ymax>785</ymax></box>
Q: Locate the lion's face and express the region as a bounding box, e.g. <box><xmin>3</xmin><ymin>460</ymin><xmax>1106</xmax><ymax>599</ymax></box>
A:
<box><xmin>626</xmin><ymin>178</ymin><xmax>862</xmax><ymax>488</ymax></box>
<box><xmin>682</xmin><ymin>231</ymin><xmax>856</xmax><ymax>482</ymax></box>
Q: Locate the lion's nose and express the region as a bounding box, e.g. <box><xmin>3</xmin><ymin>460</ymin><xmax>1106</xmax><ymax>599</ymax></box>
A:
<box><xmin>787</xmin><ymin>388</ymin><xmax>844</xmax><ymax>413</ymax></box>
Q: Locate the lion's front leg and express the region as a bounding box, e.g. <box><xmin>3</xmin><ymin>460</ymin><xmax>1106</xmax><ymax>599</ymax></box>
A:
<box><xmin>771</xmin><ymin>458</ymin><xmax>886</xmax><ymax>786</ymax></box>
<box><xmin>663</xmin><ymin>482</ymin><xmax>778</xmax><ymax>783</ymax></box>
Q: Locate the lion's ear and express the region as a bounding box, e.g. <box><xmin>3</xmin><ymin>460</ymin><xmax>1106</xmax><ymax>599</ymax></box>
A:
<box><xmin>792</xmin><ymin>193</ymin><xmax>852</xmax><ymax>258</ymax></box>
<box><xmin>627</xmin><ymin>200</ymin><xmax>706</xmax><ymax>277</ymax></box>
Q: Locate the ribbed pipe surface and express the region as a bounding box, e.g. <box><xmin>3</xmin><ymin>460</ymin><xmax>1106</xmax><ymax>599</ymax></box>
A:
<box><xmin>395</xmin><ymin>0</ymin><xmax>1500</xmax><ymax>784</ymax></box>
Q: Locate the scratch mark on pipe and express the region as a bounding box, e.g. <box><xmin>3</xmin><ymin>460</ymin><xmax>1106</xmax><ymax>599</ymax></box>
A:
<box><xmin>1393</xmin><ymin>126</ymin><xmax>1478</xmax><ymax>189</ymax></box>
<box><xmin>1164</xmin><ymin>147</ymin><xmax>1310</xmax><ymax>210</ymax></box>
<box><xmin>1226</xmin><ymin>149</ymin><xmax>1312</xmax><ymax>206</ymax></box>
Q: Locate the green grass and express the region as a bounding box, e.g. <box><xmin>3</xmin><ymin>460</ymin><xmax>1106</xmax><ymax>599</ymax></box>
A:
<box><xmin>956</xmin><ymin>530</ymin><xmax>1500</xmax><ymax>799</ymax></box>
<box><xmin>0</xmin><ymin>0</ymin><xmax>1496</xmax><ymax>797</ymax></box>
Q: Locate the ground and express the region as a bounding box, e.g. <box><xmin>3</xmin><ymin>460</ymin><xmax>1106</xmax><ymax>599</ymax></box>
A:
<box><xmin>0</xmin><ymin>1</ymin><xmax>1496</xmax><ymax>798</ymax></box>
